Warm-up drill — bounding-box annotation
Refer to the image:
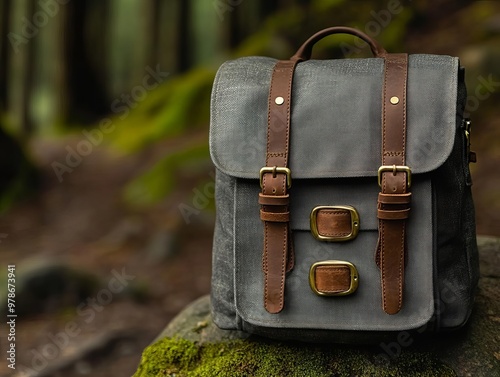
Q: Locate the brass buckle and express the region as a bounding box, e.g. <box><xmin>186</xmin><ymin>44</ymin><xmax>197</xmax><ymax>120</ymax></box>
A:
<box><xmin>309</xmin><ymin>261</ymin><xmax>359</xmax><ymax>296</ymax></box>
<box><xmin>310</xmin><ymin>205</ymin><xmax>359</xmax><ymax>242</ymax></box>
<box><xmin>259</xmin><ymin>166</ymin><xmax>292</xmax><ymax>189</ymax></box>
<box><xmin>377</xmin><ymin>165</ymin><xmax>412</xmax><ymax>188</ymax></box>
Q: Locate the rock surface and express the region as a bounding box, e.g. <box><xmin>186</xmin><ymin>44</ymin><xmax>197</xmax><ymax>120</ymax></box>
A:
<box><xmin>133</xmin><ymin>236</ymin><xmax>500</xmax><ymax>377</ymax></box>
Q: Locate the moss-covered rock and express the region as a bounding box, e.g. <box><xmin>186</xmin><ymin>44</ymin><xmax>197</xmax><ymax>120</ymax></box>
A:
<box><xmin>133</xmin><ymin>236</ymin><xmax>500</xmax><ymax>376</ymax></box>
<box><xmin>134</xmin><ymin>336</ymin><xmax>457</xmax><ymax>377</ymax></box>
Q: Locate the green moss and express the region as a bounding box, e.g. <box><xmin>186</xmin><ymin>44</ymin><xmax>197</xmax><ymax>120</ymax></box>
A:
<box><xmin>133</xmin><ymin>338</ymin><xmax>198</xmax><ymax>377</ymax></box>
<box><xmin>123</xmin><ymin>141</ymin><xmax>210</xmax><ymax>207</ymax></box>
<box><xmin>110</xmin><ymin>68</ymin><xmax>215</xmax><ymax>153</ymax></box>
<box><xmin>133</xmin><ymin>337</ymin><xmax>456</xmax><ymax>377</ymax></box>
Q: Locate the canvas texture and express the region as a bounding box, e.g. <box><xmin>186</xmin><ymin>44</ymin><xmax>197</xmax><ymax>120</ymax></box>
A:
<box><xmin>209</xmin><ymin>53</ymin><xmax>479</xmax><ymax>341</ymax></box>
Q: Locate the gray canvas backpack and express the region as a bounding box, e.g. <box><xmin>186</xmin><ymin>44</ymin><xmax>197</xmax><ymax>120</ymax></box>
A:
<box><xmin>209</xmin><ymin>27</ymin><xmax>479</xmax><ymax>342</ymax></box>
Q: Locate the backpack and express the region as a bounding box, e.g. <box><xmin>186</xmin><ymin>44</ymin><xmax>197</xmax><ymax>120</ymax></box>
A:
<box><xmin>209</xmin><ymin>26</ymin><xmax>479</xmax><ymax>342</ymax></box>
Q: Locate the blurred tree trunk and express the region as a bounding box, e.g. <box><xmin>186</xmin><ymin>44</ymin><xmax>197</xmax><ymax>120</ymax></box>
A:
<box><xmin>107</xmin><ymin>0</ymin><xmax>155</xmax><ymax>98</ymax></box>
<box><xmin>0</xmin><ymin>0</ymin><xmax>38</xmax><ymax>212</ymax></box>
<box><xmin>7</xmin><ymin>0</ymin><xmax>35</xmax><ymax>136</ymax></box>
<box><xmin>64</xmin><ymin>0</ymin><xmax>109</xmax><ymax>122</ymax></box>
<box><xmin>154</xmin><ymin>0</ymin><xmax>183</xmax><ymax>74</ymax></box>
<box><xmin>178</xmin><ymin>0</ymin><xmax>191</xmax><ymax>71</ymax></box>
<box><xmin>237</xmin><ymin>1</ymin><xmax>261</xmax><ymax>39</ymax></box>
<box><xmin>31</xmin><ymin>0</ymin><xmax>67</xmax><ymax>134</ymax></box>
<box><xmin>191</xmin><ymin>0</ymin><xmax>220</xmax><ymax>66</ymax></box>
<box><xmin>0</xmin><ymin>0</ymin><xmax>12</xmax><ymax>112</ymax></box>
<box><xmin>21</xmin><ymin>0</ymin><xmax>35</xmax><ymax>135</ymax></box>
<box><xmin>150</xmin><ymin>0</ymin><xmax>162</xmax><ymax>67</ymax></box>
<box><xmin>221</xmin><ymin>0</ymin><xmax>270</xmax><ymax>51</ymax></box>
<box><xmin>260</xmin><ymin>0</ymin><xmax>280</xmax><ymax>17</ymax></box>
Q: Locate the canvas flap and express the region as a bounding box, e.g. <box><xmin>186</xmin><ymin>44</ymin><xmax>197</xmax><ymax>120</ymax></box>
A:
<box><xmin>210</xmin><ymin>55</ymin><xmax>458</xmax><ymax>179</ymax></box>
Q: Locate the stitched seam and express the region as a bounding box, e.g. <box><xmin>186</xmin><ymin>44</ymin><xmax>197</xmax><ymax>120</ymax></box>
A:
<box><xmin>262</xmin><ymin>169</ymin><xmax>269</xmax><ymax>311</ymax></box>
<box><xmin>398</xmin><ymin>222</ymin><xmax>405</xmax><ymax>310</ymax></box>
<box><xmin>316</xmin><ymin>266</ymin><xmax>345</xmax><ymax>272</ymax></box>
<box><xmin>381</xmin><ymin>171</ymin><xmax>387</xmax><ymax>311</ymax></box>
<box><xmin>382</xmin><ymin>59</ymin><xmax>388</xmax><ymax>164</ymax></box>
<box><xmin>320</xmin><ymin>211</ymin><xmax>349</xmax><ymax>216</ymax></box>
<box><xmin>287</xmin><ymin>228</ymin><xmax>294</xmax><ymax>272</ymax></box>
<box><xmin>320</xmin><ymin>287</ymin><xmax>348</xmax><ymax>293</ymax></box>
<box><xmin>320</xmin><ymin>231</ymin><xmax>350</xmax><ymax>237</ymax></box>
<box><xmin>264</xmin><ymin>222</ymin><xmax>269</xmax><ymax>310</ymax></box>
<box><xmin>266</xmin><ymin>66</ymin><xmax>277</xmax><ymax>166</ymax></box>
<box><xmin>284</xmin><ymin>63</ymin><xmax>294</xmax><ymax>165</ymax></box>
<box><xmin>267</xmin><ymin>152</ymin><xmax>285</xmax><ymax>157</ymax></box>
<box><xmin>399</xmin><ymin>56</ymin><xmax>407</xmax><ymax>312</ymax></box>
<box><xmin>279</xmin><ymin>171</ymin><xmax>287</xmax><ymax>310</ymax></box>
<box><xmin>381</xmin><ymin>221</ymin><xmax>386</xmax><ymax>311</ymax></box>
<box><xmin>279</xmin><ymin>225</ymin><xmax>287</xmax><ymax>309</ymax></box>
<box><xmin>321</xmin><ymin>288</ymin><xmax>346</xmax><ymax>293</ymax></box>
<box><xmin>402</xmin><ymin>57</ymin><xmax>407</xmax><ymax>166</ymax></box>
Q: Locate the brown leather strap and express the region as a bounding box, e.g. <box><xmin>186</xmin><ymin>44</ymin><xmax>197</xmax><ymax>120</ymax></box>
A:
<box><xmin>314</xmin><ymin>265</ymin><xmax>352</xmax><ymax>294</ymax></box>
<box><xmin>260</xmin><ymin>210</ymin><xmax>290</xmax><ymax>222</ymax></box>
<box><xmin>258</xmin><ymin>193</ymin><xmax>289</xmax><ymax>206</ymax></box>
<box><xmin>378</xmin><ymin>193</ymin><xmax>411</xmax><ymax>205</ymax></box>
<box><xmin>260</xmin><ymin>60</ymin><xmax>298</xmax><ymax>314</ymax></box>
<box><xmin>376</xmin><ymin>53</ymin><xmax>411</xmax><ymax>315</ymax></box>
<box><xmin>315</xmin><ymin>209</ymin><xmax>354</xmax><ymax>239</ymax></box>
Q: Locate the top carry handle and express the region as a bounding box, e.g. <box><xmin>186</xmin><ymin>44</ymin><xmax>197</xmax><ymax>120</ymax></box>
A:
<box><xmin>291</xmin><ymin>26</ymin><xmax>388</xmax><ymax>61</ymax></box>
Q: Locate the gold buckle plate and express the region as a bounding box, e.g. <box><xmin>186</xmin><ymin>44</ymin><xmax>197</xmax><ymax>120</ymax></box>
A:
<box><xmin>259</xmin><ymin>167</ymin><xmax>292</xmax><ymax>189</ymax></box>
<box><xmin>310</xmin><ymin>205</ymin><xmax>360</xmax><ymax>242</ymax></box>
<box><xmin>377</xmin><ymin>165</ymin><xmax>412</xmax><ymax>188</ymax></box>
<box><xmin>309</xmin><ymin>261</ymin><xmax>359</xmax><ymax>296</ymax></box>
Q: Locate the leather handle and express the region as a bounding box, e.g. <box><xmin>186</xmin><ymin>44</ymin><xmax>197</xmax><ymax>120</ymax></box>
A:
<box><xmin>292</xmin><ymin>26</ymin><xmax>387</xmax><ymax>61</ymax></box>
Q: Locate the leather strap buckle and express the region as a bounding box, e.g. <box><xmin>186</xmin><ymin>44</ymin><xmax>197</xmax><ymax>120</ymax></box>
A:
<box><xmin>378</xmin><ymin>165</ymin><xmax>412</xmax><ymax>188</ymax></box>
<box><xmin>309</xmin><ymin>261</ymin><xmax>359</xmax><ymax>296</ymax></box>
<box><xmin>310</xmin><ymin>206</ymin><xmax>360</xmax><ymax>242</ymax></box>
<box><xmin>260</xmin><ymin>166</ymin><xmax>292</xmax><ymax>189</ymax></box>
